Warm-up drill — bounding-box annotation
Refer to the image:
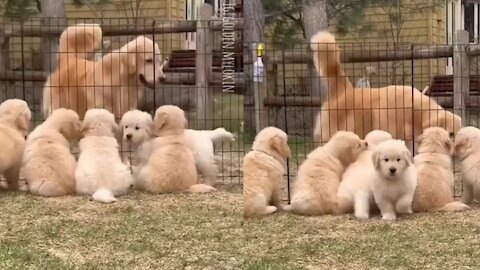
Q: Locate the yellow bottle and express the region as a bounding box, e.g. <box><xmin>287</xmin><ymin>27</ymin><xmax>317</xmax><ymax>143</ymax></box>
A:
<box><xmin>253</xmin><ymin>43</ymin><xmax>264</xmax><ymax>82</ymax></box>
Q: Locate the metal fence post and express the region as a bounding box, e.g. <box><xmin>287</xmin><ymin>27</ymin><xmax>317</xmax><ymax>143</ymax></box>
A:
<box><xmin>453</xmin><ymin>29</ymin><xmax>470</xmax><ymax>127</ymax></box>
<box><xmin>196</xmin><ymin>3</ymin><xmax>214</xmax><ymax>130</ymax></box>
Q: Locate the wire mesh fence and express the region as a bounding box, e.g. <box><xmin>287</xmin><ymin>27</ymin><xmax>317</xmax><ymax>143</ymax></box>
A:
<box><xmin>0</xmin><ymin>14</ymin><xmax>245</xmax><ymax>186</ymax></box>
<box><xmin>1</xmin><ymin>9</ymin><xmax>478</xmax><ymax>200</ymax></box>
<box><xmin>244</xmin><ymin>33</ymin><xmax>476</xmax><ymax>200</ymax></box>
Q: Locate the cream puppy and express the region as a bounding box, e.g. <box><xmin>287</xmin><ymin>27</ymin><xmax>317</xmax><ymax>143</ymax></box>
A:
<box><xmin>413</xmin><ymin>127</ymin><xmax>470</xmax><ymax>212</ymax></box>
<box><xmin>371</xmin><ymin>140</ymin><xmax>417</xmax><ymax>220</ymax></box>
<box><xmin>243</xmin><ymin>126</ymin><xmax>291</xmax><ymax>218</ymax></box>
<box><xmin>134</xmin><ymin>105</ymin><xmax>216</xmax><ymax>193</ymax></box>
<box><xmin>23</xmin><ymin>108</ymin><xmax>81</xmax><ymax>196</ymax></box>
<box><xmin>454</xmin><ymin>126</ymin><xmax>480</xmax><ymax>204</ymax></box>
<box><xmin>0</xmin><ymin>99</ymin><xmax>31</xmax><ymax>190</ymax></box>
<box><xmin>287</xmin><ymin>131</ymin><xmax>368</xmax><ymax>215</ymax></box>
<box><xmin>184</xmin><ymin>128</ymin><xmax>235</xmax><ymax>186</ymax></box>
<box><xmin>338</xmin><ymin>130</ymin><xmax>393</xmax><ymax>219</ymax></box>
<box><xmin>75</xmin><ymin>109</ymin><xmax>133</xmax><ymax>203</ymax></box>
<box><xmin>120</xmin><ymin>109</ymin><xmax>235</xmax><ymax>186</ymax></box>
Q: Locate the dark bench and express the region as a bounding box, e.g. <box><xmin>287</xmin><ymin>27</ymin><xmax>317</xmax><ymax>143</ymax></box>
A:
<box><xmin>426</xmin><ymin>75</ymin><xmax>480</xmax><ymax>108</ymax></box>
<box><xmin>166</xmin><ymin>48</ymin><xmax>243</xmax><ymax>73</ymax></box>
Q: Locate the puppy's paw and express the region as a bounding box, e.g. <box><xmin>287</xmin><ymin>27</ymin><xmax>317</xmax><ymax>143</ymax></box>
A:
<box><xmin>355</xmin><ymin>212</ymin><xmax>369</xmax><ymax>220</ymax></box>
<box><xmin>264</xmin><ymin>206</ymin><xmax>278</xmax><ymax>215</ymax></box>
<box><xmin>396</xmin><ymin>205</ymin><xmax>413</xmax><ymax>215</ymax></box>
<box><xmin>0</xmin><ymin>180</ymin><xmax>8</xmax><ymax>189</ymax></box>
<box><xmin>92</xmin><ymin>189</ymin><xmax>118</xmax><ymax>203</ymax></box>
<box><xmin>381</xmin><ymin>213</ymin><xmax>396</xmax><ymax>220</ymax></box>
<box><xmin>280</xmin><ymin>204</ymin><xmax>292</xmax><ymax>212</ymax></box>
<box><xmin>19</xmin><ymin>184</ymin><xmax>29</xmax><ymax>192</ymax></box>
<box><xmin>188</xmin><ymin>184</ymin><xmax>217</xmax><ymax>193</ymax></box>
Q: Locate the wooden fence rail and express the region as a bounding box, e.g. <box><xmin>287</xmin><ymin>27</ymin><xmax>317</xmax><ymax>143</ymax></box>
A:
<box><xmin>0</xmin><ymin>20</ymin><xmax>243</xmax><ymax>38</ymax></box>
<box><xmin>245</xmin><ymin>43</ymin><xmax>480</xmax><ymax>66</ymax></box>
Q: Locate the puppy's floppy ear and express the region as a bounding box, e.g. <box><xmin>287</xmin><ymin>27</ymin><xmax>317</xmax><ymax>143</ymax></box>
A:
<box><xmin>80</xmin><ymin>120</ymin><xmax>91</xmax><ymax>135</ymax></box>
<box><xmin>154</xmin><ymin>111</ymin><xmax>168</xmax><ymax>134</ymax></box>
<box><xmin>110</xmin><ymin>118</ymin><xmax>121</xmax><ymax>137</ymax></box>
<box><xmin>270</xmin><ymin>135</ymin><xmax>291</xmax><ymax>159</ymax></box>
<box><xmin>415</xmin><ymin>134</ymin><xmax>424</xmax><ymax>146</ymax></box>
<box><xmin>454</xmin><ymin>136</ymin><xmax>471</xmax><ymax>156</ymax></box>
<box><xmin>120</xmin><ymin>45</ymin><xmax>137</xmax><ymax>75</ymax></box>
<box><xmin>15</xmin><ymin>112</ymin><xmax>29</xmax><ymax>132</ymax></box>
<box><xmin>404</xmin><ymin>150</ymin><xmax>413</xmax><ymax>166</ymax></box>
<box><xmin>143</xmin><ymin>112</ymin><xmax>154</xmax><ymax>137</ymax></box>
<box><xmin>443</xmin><ymin>137</ymin><xmax>453</xmax><ymax>153</ymax></box>
<box><xmin>372</xmin><ymin>150</ymin><xmax>380</xmax><ymax>169</ymax></box>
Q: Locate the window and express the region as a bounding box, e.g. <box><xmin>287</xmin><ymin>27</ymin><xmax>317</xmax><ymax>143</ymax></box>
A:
<box><xmin>463</xmin><ymin>1</ymin><xmax>479</xmax><ymax>42</ymax></box>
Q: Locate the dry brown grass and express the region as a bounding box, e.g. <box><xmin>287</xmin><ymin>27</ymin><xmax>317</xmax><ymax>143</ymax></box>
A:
<box><xmin>1</xmin><ymin>187</ymin><xmax>480</xmax><ymax>270</ymax></box>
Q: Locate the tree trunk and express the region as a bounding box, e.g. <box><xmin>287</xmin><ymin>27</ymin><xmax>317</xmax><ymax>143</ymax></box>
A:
<box><xmin>40</xmin><ymin>0</ymin><xmax>66</xmax><ymax>72</ymax></box>
<box><xmin>243</xmin><ymin>0</ymin><xmax>264</xmax><ymax>135</ymax></box>
<box><xmin>302</xmin><ymin>0</ymin><xmax>328</xmax><ymax>101</ymax></box>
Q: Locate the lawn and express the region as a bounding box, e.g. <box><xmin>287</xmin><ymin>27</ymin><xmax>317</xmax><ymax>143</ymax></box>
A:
<box><xmin>1</xmin><ymin>187</ymin><xmax>480</xmax><ymax>270</ymax></box>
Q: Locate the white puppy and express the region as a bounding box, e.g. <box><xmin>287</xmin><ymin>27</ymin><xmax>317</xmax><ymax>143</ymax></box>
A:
<box><xmin>338</xmin><ymin>130</ymin><xmax>393</xmax><ymax>219</ymax></box>
<box><xmin>120</xmin><ymin>109</ymin><xmax>235</xmax><ymax>186</ymax></box>
<box><xmin>183</xmin><ymin>128</ymin><xmax>236</xmax><ymax>186</ymax></box>
<box><xmin>75</xmin><ymin>109</ymin><xmax>133</xmax><ymax>203</ymax></box>
<box><xmin>371</xmin><ymin>139</ymin><xmax>417</xmax><ymax>220</ymax></box>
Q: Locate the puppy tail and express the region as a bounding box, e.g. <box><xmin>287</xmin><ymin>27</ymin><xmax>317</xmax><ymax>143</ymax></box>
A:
<box><xmin>208</xmin><ymin>128</ymin><xmax>236</xmax><ymax>144</ymax></box>
<box><xmin>437</xmin><ymin>201</ymin><xmax>471</xmax><ymax>212</ymax></box>
<box><xmin>58</xmin><ymin>23</ymin><xmax>103</xmax><ymax>65</ymax></box>
<box><xmin>92</xmin><ymin>188</ymin><xmax>118</xmax><ymax>204</ymax></box>
<box><xmin>310</xmin><ymin>31</ymin><xmax>353</xmax><ymax>95</ymax></box>
<box><xmin>187</xmin><ymin>184</ymin><xmax>217</xmax><ymax>193</ymax></box>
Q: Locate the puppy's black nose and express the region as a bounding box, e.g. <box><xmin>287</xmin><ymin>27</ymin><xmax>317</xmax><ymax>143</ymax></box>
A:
<box><xmin>126</xmin><ymin>134</ymin><xmax>132</xmax><ymax>139</ymax></box>
<box><xmin>389</xmin><ymin>167</ymin><xmax>397</xmax><ymax>173</ymax></box>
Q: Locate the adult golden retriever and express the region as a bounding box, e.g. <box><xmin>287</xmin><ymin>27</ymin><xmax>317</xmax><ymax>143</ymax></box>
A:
<box><xmin>310</xmin><ymin>31</ymin><xmax>461</xmax><ymax>147</ymax></box>
<box><xmin>42</xmin><ymin>23</ymin><xmax>167</xmax><ymax>120</ymax></box>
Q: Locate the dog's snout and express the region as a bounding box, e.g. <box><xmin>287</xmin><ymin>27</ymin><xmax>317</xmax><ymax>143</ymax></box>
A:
<box><xmin>389</xmin><ymin>167</ymin><xmax>397</xmax><ymax>174</ymax></box>
<box><xmin>126</xmin><ymin>134</ymin><xmax>132</xmax><ymax>139</ymax></box>
<box><xmin>158</xmin><ymin>75</ymin><xmax>166</xmax><ymax>82</ymax></box>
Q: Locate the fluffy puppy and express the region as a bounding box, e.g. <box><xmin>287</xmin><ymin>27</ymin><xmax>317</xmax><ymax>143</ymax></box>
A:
<box><xmin>454</xmin><ymin>126</ymin><xmax>480</xmax><ymax>204</ymax></box>
<box><xmin>184</xmin><ymin>128</ymin><xmax>235</xmax><ymax>186</ymax></box>
<box><xmin>412</xmin><ymin>127</ymin><xmax>470</xmax><ymax>212</ymax></box>
<box><xmin>287</xmin><ymin>131</ymin><xmax>368</xmax><ymax>215</ymax></box>
<box><xmin>134</xmin><ymin>105</ymin><xmax>216</xmax><ymax>194</ymax></box>
<box><xmin>0</xmin><ymin>99</ymin><xmax>31</xmax><ymax>190</ymax></box>
<box><xmin>119</xmin><ymin>109</ymin><xmax>153</xmax><ymax>166</ymax></box>
<box><xmin>371</xmin><ymin>140</ymin><xmax>417</xmax><ymax>220</ymax></box>
<box><xmin>120</xmin><ymin>109</ymin><xmax>235</xmax><ymax>186</ymax></box>
<box><xmin>23</xmin><ymin>108</ymin><xmax>81</xmax><ymax>196</ymax></box>
<box><xmin>243</xmin><ymin>126</ymin><xmax>291</xmax><ymax>218</ymax></box>
<box><xmin>75</xmin><ymin>109</ymin><xmax>133</xmax><ymax>203</ymax></box>
<box><xmin>337</xmin><ymin>130</ymin><xmax>393</xmax><ymax>219</ymax></box>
